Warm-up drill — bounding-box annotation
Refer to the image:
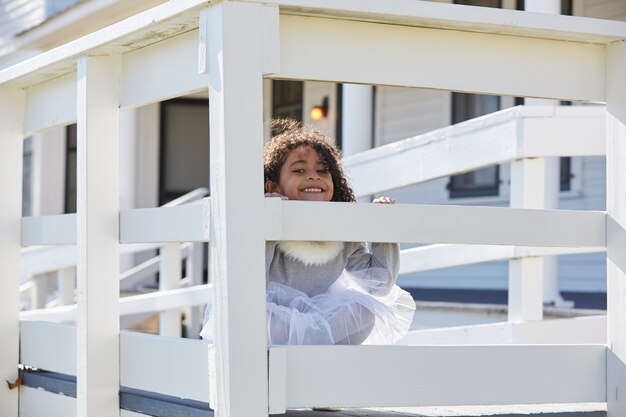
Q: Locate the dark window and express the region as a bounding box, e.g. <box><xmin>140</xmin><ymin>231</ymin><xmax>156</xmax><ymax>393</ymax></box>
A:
<box><xmin>272</xmin><ymin>80</ymin><xmax>303</xmax><ymax>122</ymax></box>
<box><xmin>449</xmin><ymin>1</ymin><xmax>502</xmax><ymax>199</ymax></box>
<box><xmin>65</xmin><ymin>124</ymin><xmax>77</xmax><ymax>213</ymax></box>
<box><xmin>159</xmin><ymin>99</ymin><xmax>210</xmax><ymax>205</ymax></box>
<box><xmin>448</xmin><ymin>93</ymin><xmax>501</xmax><ymax>198</ymax></box>
<box><xmin>560</xmin><ymin>157</ymin><xmax>571</xmax><ymax>192</ymax></box>
<box><xmin>456</xmin><ymin>0</ymin><xmax>500</xmax><ymax>7</ymax></box>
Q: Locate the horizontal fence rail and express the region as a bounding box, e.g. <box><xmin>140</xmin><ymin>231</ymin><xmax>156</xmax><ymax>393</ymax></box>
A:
<box><xmin>120</xmin><ymin>200</ymin><xmax>210</xmax><ymax>244</ymax></box>
<box><xmin>399</xmin><ymin>244</ymin><xmax>606</xmax><ymax>275</ymax></box>
<box><xmin>20</xmin><ymin>285</ymin><xmax>211</xmax><ymax>322</ymax></box>
<box><xmin>265</xmin><ymin>199</ymin><xmax>606</xmax><ymax>247</ymax></box>
<box><xmin>400</xmin><ymin>315</ymin><xmax>607</xmax><ymax>345</ymax></box>
<box><xmin>268</xmin><ymin>345</ymin><xmax>607</xmax><ymax>412</ymax></box>
<box><xmin>344</xmin><ymin>105</ymin><xmax>606</xmax><ymax>197</ymax></box>
<box><xmin>19</xmin><ymin>322</ymin><xmax>211</xmax><ymax>413</ymax></box>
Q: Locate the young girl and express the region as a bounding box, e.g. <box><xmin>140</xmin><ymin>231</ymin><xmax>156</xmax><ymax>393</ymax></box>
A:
<box><xmin>201</xmin><ymin>119</ymin><xmax>415</xmax><ymax>345</ymax></box>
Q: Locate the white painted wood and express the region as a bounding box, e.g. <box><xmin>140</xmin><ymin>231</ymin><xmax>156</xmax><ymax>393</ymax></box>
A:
<box><xmin>522</xmin><ymin>116</ymin><xmax>605</xmax><ymax>157</ymax></box>
<box><xmin>119</xmin><ymin>200</ymin><xmax>210</xmax><ymax>243</ymax></box>
<box><xmin>508</xmin><ymin>256</ymin><xmax>544</xmax><ymax>322</ymax></box>
<box><xmin>22</xmin><ymin>214</ymin><xmax>76</xmax><ymax>246</ymax></box>
<box><xmin>0</xmin><ymin>0</ymin><xmax>210</xmax><ymax>88</ymax></box>
<box><xmin>342</xmin><ymin>84</ymin><xmax>373</xmax><ymax>157</ymax></box>
<box><xmin>24</xmin><ymin>73</ymin><xmax>76</xmax><ymax>135</ymax></box>
<box><xmin>525</xmin><ymin>0</ymin><xmax>560</xmax><ymax>14</ymax></box>
<box><xmin>120</xmin><ymin>331</ymin><xmax>210</xmax><ymax>402</ymax></box>
<box><xmin>58</xmin><ymin>267</ymin><xmax>76</xmax><ymax>305</ymax></box>
<box><xmin>261</xmin><ymin>5</ymin><xmax>280</xmax><ymax>75</ymax></box>
<box><xmin>20</xmin><ymin>243</ymin><xmax>160</xmax><ymax>280</ymax></box>
<box><xmin>208</xmin><ymin>344</ymin><xmax>217</xmax><ymax>408</ymax></box>
<box><xmin>20</xmin><ymin>320</ymin><xmax>76</xmax><ymax>375</ymax></box>
<box><xmin>30</xmin><ymin>273</ymin><xmax>50</xmax><ymax>309</ymax></box>
<box><xmin>19</xmin><ymin>386</ymin><xmax>76</xmax><ymax>417</ymax></box>
<box><xmin>159</xmin><ymin>243</ymin><xmax>181</xmax><ymax>337</ymax></box>
<box><xmin>344</xmin><ymin>105</ymin><xmax>605</xmax><ymax>197</ymax></box>
<box><xmin>20</xmin><ymin>284</ymin><xmax>211</xmax><ymax>322</ymax></box>
<box><xmin>509</xmin><ymin>158</ymin><xmax>551</xmax><ymax>321</ymax></box>
<box><xmin>162</xmin><ymin>187</ymin><xmax>208</xmax><ymax>207</ymax></box>
<box><xmin>75</xmin><ymin>55</ymin><xmax>120</xmax><ymax>417</ymax></box>
<box><xmin>513</xmin><ymin>315</ymin><xmax>607</xmax><ymax>345</ymax></box>
<box><xmin>606</xmin><ymin>41</ymin><xmax>626</xmax><ymax>417</ymax></box>
<box><xmin>399</xmin><ymin>315</ymin><xmax>606</xmax><ymax>345</ymax></box>
<box><xmin>0</xmin><ymin>86</ymin><xmax>24</xmax><ymax>417</ymax></box>
<box><xmin>2</xmin><ymin>0</ymin><xmax>622</xmax><ymax>92</ymax></box>
<box><xmin>120</xmin><ymin>29</ymin><xmax>207</xmax><ymax>109</ymax></box>
<box><xmin>268</xmin><ymin>347</ymin><xmax>287</xmax><ymax>415</ymax></box>
<box><xmin>206</xmin><ymin>3</ymin><xmax>269</xmax><ymax>416</ymax></box>
<box><xmin>31</xmin><ymin>128</ymin><xmax>67</xmax><ymax>216</ymax></box>
<box><xmin>265</xmin><ymin>199</ymin><xmax>606</xmax><ymax>247</ymax></box>
<box><xmin>399</xmin><ymin>244</ymin><xmax>604</xmax><ymax>275</ymax></box>
<box><xmin>375</xmin><ymin>86</ymin><xmax>450</xmax><ymax>148</ymax></box>
<box><xmin>187</xmin><ymin>242</ymin><xmax>205</xmax><ymax>337</ymax></box>
<box><xmin>278</xmin><ymin>15</ymin><xmax>605</xmax><ymax>102</ymax></box>
<box><xmin>256</xmin><ymin>0</ymin><xmax>626</xmax><ymax>42</ymax></box>
<box><xmin>273</xmin><ymin>345</ymin><xmax>606</xmax><ymax>408</ymax></box>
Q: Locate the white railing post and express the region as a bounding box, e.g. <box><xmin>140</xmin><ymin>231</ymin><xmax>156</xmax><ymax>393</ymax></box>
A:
<box><xmin>205</xmin><ymin>3</ymin><xmax>277</xmax><ymax>416</ymax></box>
<box><xmin>508</xmin><ymin>158</ymin><xmax>545</xmax><ymax>322</ymax></box>
<box><xmin>30</xmin><ymin>273</ymin><xmax>50</xmax><ymax>309</ymax></box>
<box><xmin>186</xmin><ymin>242</ymin><xmax>205</xmax><ymax>338</ymax></box>
<box><xmin>606</xmin><ymin>41</ymin><xmax>626</xmax><ymax>417</ymax></box>
<box><xmin>58</xmin><ymin>266</ymin><xmax>76</xmax><ymax>305</ymax></box>
<box><xmin>76</xmin><ymin>55</ymin><xmax>121</xmax><ymax>417</ymax></box>
<box><xmin>159</xmin><ymin>243</ymin><xmax>182</xmax><ymax>337</ymax></box>
<box><xmin>0</xmin><ymin>86</ymin><xmax>24</xmax><ymax>417</ymax></box>
<box><xmin>525</xmin><ymin>0</ymin><xmax>570</xmax><ymax>310</ymax></box>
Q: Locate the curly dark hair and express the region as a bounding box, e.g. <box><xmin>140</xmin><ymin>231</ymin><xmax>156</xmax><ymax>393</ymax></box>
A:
<box><xmin>264</xmin><ymin>119</ymin><xmax>356</xmax><ymax>202</ymax></box>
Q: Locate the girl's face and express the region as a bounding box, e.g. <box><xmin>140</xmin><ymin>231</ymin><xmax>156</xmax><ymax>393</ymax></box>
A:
<box><xmin>273</xmin><ymin>146</ymin><xmax>334</xmax><ymax>201</ymax></box>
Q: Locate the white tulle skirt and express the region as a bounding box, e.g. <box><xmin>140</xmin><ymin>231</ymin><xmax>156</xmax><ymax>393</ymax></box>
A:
<box><xmin>200</xmin><ymin>270</ymin><xmax>415</xmax><ymax>345</ymax></box>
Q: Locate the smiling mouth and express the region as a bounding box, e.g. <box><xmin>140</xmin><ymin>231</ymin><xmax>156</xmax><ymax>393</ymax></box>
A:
<box><xmin>301</xmin><ymin>187</ymin><xmax>323</xmax><ymax>193</ymax></box>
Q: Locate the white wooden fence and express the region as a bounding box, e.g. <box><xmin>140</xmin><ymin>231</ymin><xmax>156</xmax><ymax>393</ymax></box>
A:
<box><xmin>346</xmin><ymin>104</ymin><xmax>607</xmax><ymax>317</ymax></box>
<box><xmin>1</xmin><ymin>1</ymin><xmax>625</xmax><ymax>417</ymax></box>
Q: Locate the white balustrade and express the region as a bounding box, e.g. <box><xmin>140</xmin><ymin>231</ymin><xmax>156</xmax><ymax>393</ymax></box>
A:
<box><xmin>2</xmin><ymin>1</ymin><xmax>625</xmax><ymax>416</ymax></box>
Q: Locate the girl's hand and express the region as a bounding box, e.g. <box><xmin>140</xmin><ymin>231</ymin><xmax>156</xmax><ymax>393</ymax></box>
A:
<box><xmin>372</xmin><ymin>196</ymin><xmax>395</xmax><ymax>204</ymax></box>
<box><xmin>265</xmin><ymin>192</ymin><xmax>288</xmax><ymax>200</ymax></box>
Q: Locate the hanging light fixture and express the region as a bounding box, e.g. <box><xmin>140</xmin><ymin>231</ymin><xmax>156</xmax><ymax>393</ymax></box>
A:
<box><xmin>310</xmin><ymin>96</ymin><xmax>329</xmax><ymax>121</ymax></box>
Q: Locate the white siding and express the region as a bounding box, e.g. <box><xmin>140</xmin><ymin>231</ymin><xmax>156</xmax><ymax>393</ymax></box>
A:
<box><xmin>374</xmin><ymin>0</ymin><xmax>620</xmax><ymax>296</ymax></box>
<box><xmin>574</xmin><ymin>0</ymin><xmax>626</xmax><ymax>20</ymax></box>
<box><xmin>0</xmin><ymin>0</ymin><xmax>45</xmax><ymax>41</ymax></box>
<box><xmin>375</xmin><ymin>86</ymin><xmax>450</xmax><ymax>146</ymax></box>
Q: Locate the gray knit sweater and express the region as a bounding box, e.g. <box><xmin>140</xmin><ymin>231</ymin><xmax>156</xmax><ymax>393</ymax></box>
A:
<box><xmin>265</xmin><ymin>241</ymin><xmax>399</xmax><ymax>297</ymax></box>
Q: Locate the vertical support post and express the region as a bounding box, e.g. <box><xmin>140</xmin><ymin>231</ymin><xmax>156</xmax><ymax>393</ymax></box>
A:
<box><xmin>159</xmin><ymin>243</ymin><xmax>181</xmax><ymax>337</ymax></box>
<box><xmin>606</xmin><ymin>41</ymin><xmax>626</xmax><ymax>417</ymax></box>
<box><xmin>30</xmin><ymin>273</ymin><xmax>50</xmax><ymax>308</ymax></box>
<box><xmin>58</xmin><ymin>266</ymin><xmax>76</xmax><ymax>305</ymax></box>
<box><xmin>76</xmin><ymin>55</ymin><xmax>120</xmax><ymax>417</ymax></box>
<box><xmin>187</xmin><ymin>242</ymin><xmax>205</xmax><ymax>337</ymax></box>
<box><xmin>508</xmin><ymin>158</ymin><xmax>545</xmax><ymax>322</ymax></box>
<box><xmin>205</xmin><ymin>3</ymin><xmax>278</xmax><ymax>416</ymax></box>
<box><xmin>524</xmin><ymin>0</ymin><xmax>569</xmax><ymax>310</ymax></box>
<box><xmin>0</xmin><ymin>86</ymin><xmax>24</xmax><ymax>417</ymax></box>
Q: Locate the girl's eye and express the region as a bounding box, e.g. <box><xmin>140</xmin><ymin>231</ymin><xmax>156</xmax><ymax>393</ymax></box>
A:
<box><xmin>318</xmin><ymin>169</ymin><xmax>329</xmax><ymax>174</ymax></box>
<box><xmin>293</xmin><ymin>169</ymin><xmax>305</xmax><ymax>174</ymax></box>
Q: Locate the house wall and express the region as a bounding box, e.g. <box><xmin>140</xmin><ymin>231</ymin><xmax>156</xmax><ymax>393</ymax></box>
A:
<box><xmin>383</xmin><ymin>0</ymin><xmax>618</xmax><ymax>296</ymax></box>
